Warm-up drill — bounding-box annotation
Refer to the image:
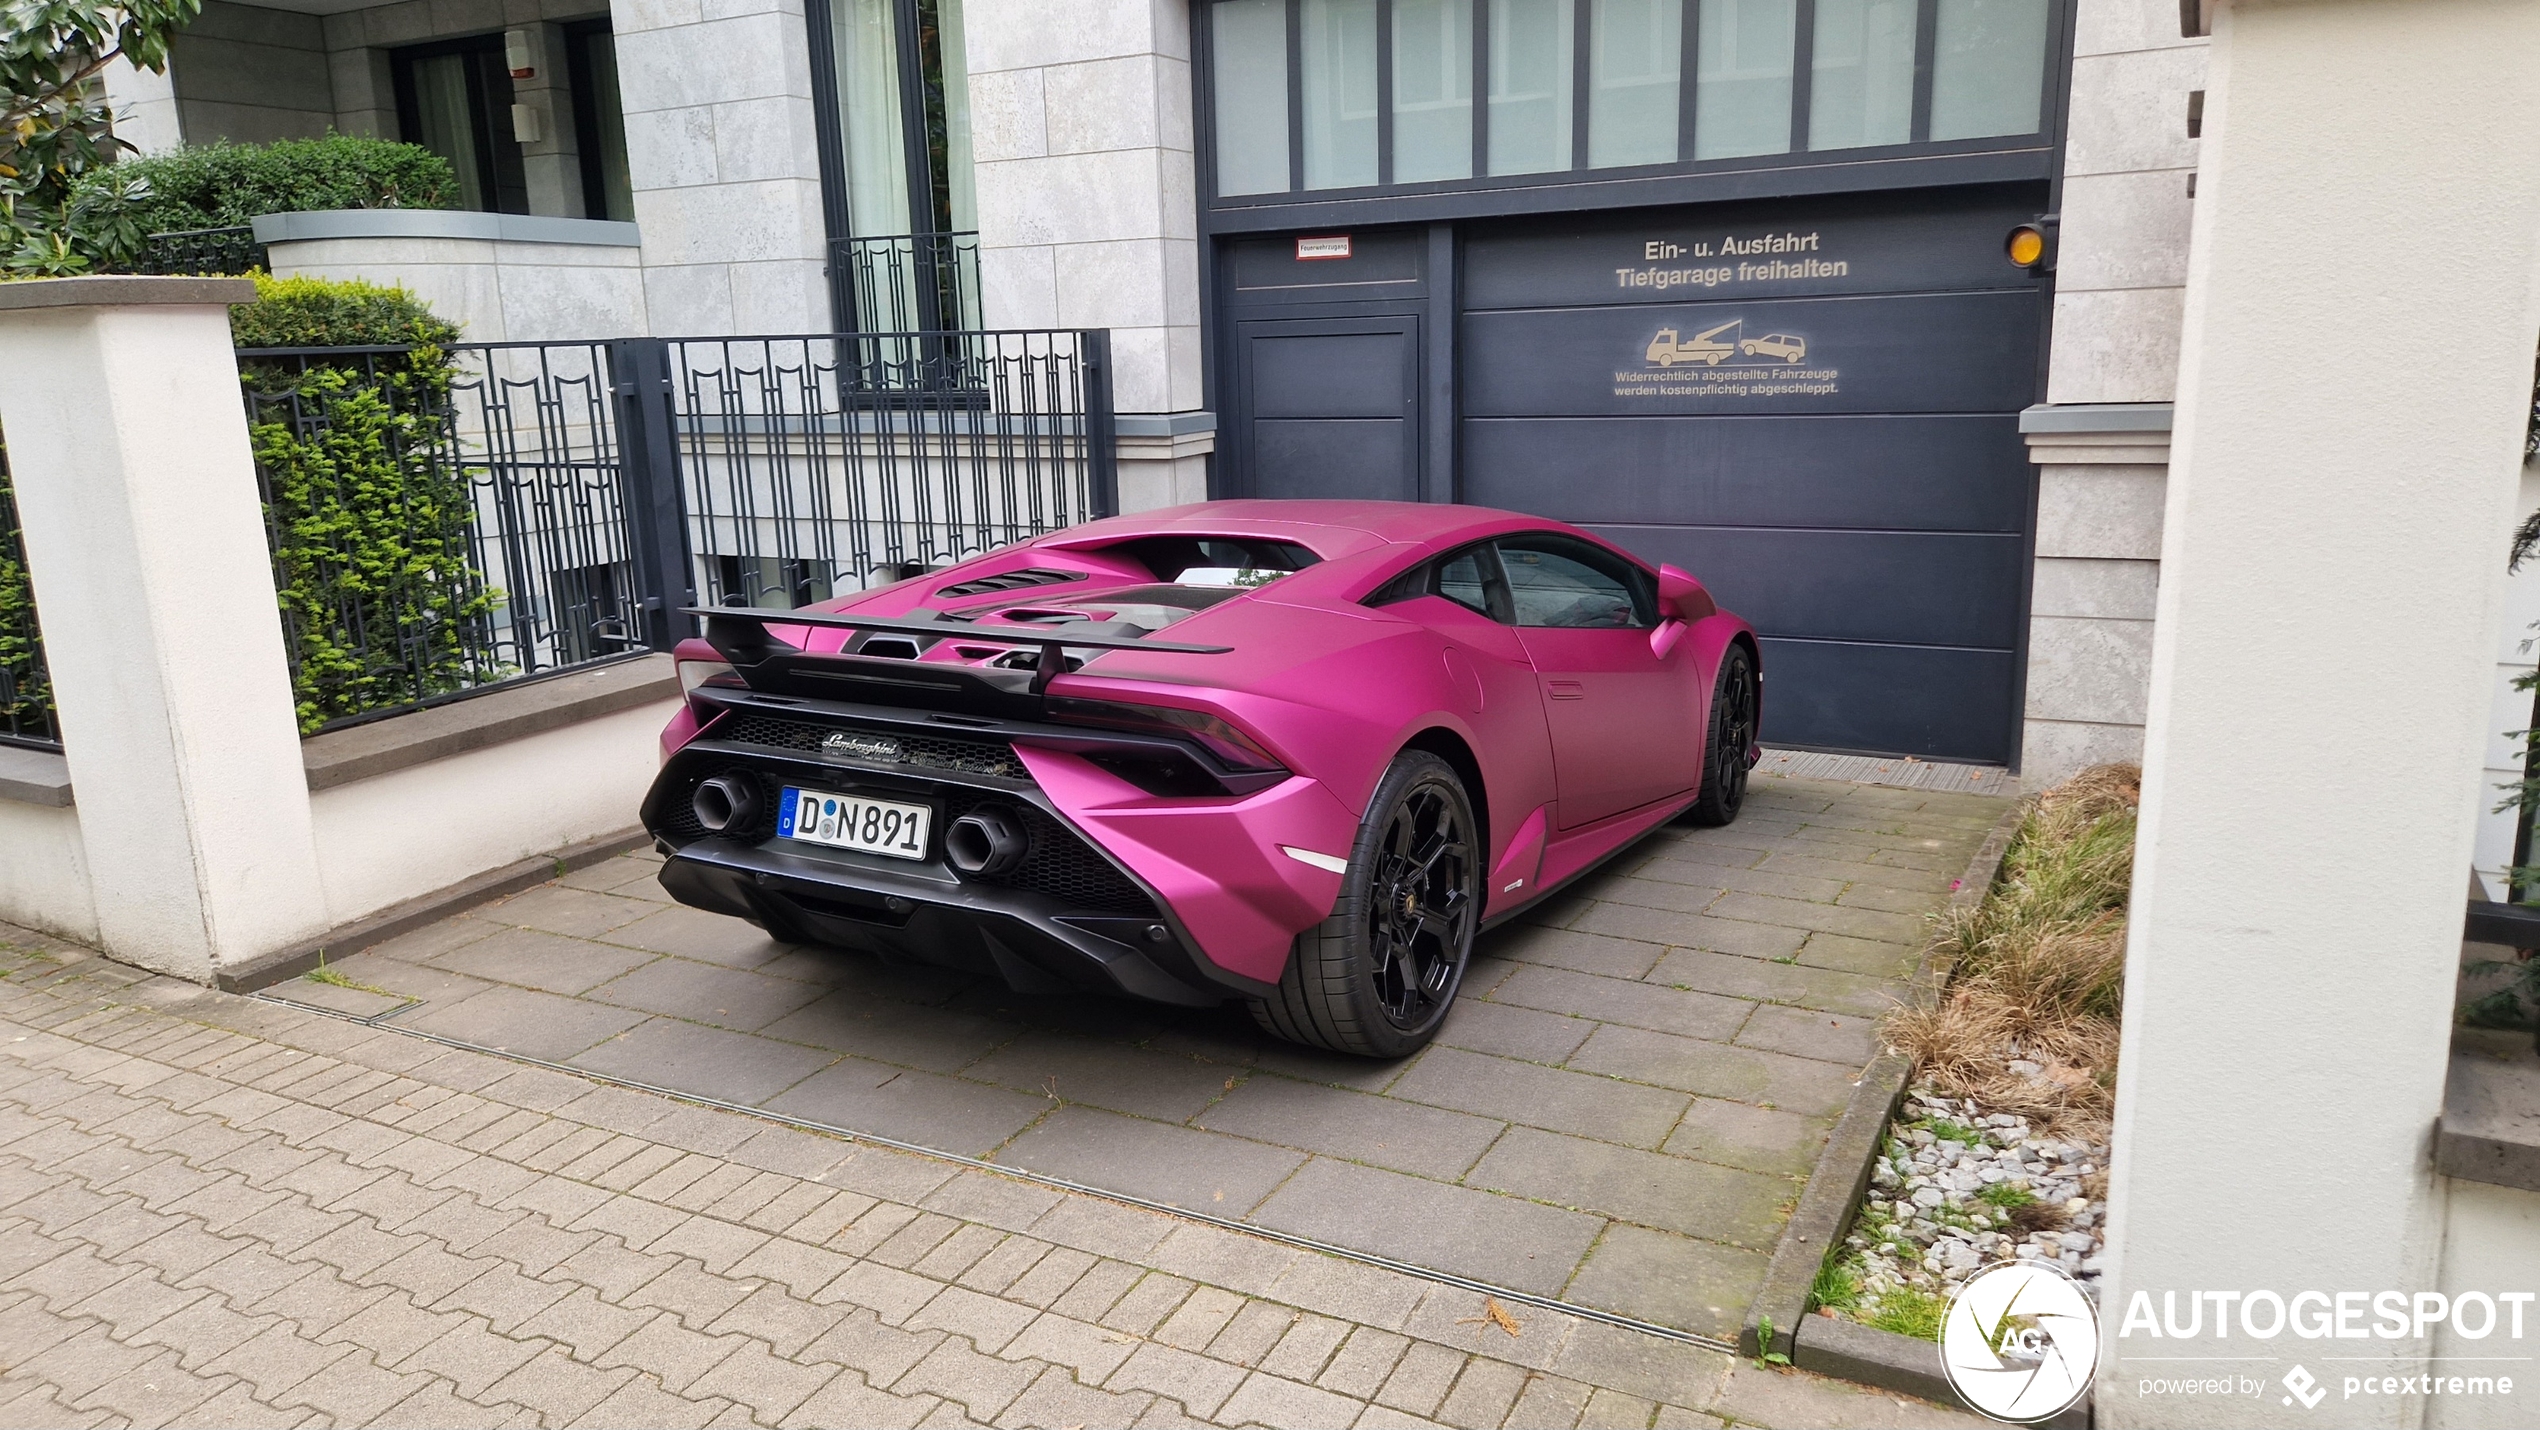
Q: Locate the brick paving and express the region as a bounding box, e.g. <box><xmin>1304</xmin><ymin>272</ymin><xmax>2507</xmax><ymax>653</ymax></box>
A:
<box><xmin>261</xmin><ymin>774</ymin><xmax>2006</xmax><ymax>1346</ymax></box>
<box><xmin>0</xmin><ymin>923</ymin><xmax>1990</xmax><ymax>1429</ymax></box>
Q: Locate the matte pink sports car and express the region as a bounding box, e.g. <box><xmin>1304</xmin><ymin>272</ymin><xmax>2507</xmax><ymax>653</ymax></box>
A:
<box><xmin>643</xmin><ymin>501</ymin><xmax>1761</xmax><ymax>1057</ymax></box>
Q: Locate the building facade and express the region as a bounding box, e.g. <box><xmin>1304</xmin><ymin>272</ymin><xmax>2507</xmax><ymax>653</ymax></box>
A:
<box><xmin>118</xmin><ymin>0</ymin><xmax>2230</xmax><ymax>779</ymax></box>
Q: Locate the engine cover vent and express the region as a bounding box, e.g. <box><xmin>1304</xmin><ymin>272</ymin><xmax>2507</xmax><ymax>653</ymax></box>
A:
<box><xmin>935</xmin><ymin>567</ymin><xmax>1086</xmax><ymax>599</ymax></box>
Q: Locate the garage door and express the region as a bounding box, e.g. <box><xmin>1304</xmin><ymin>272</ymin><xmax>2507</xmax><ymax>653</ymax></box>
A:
<box><xmin>1459</xmin><ymin>187</ymin><xmax>2046</xmax><ymax>764</ymax></box>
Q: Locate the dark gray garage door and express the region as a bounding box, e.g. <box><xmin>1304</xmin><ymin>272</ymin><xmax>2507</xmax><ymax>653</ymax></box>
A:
<box><xmin>1460</xmin><ymin>188</ymin><xmax>2045</xmax><ymax>764</ymax></box>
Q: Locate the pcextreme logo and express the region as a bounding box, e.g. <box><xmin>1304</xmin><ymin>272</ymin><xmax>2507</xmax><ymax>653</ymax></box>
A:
<box><xmin>1942</xmin><ymin>1262</ymin><xmax>2099</xmax><ymax>1423</ymax></box>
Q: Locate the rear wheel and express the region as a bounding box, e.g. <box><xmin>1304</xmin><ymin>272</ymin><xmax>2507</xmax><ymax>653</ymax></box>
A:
<box><xmin>1250</xmin><ymin>752</ymin><xmax>1479</xmax><ymax>1058</ymax></box>
<box><xmin>1688</xmin><ymin>644</ymin><xmax>1757</xmax><ymax>827</ymax></box>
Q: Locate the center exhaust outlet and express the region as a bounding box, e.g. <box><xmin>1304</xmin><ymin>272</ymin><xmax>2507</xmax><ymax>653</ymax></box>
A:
<box><xmin>946</xmin><ymin>806</ymin><xmax>1028</xmax><ymax>876</ymax></box>
<box><xmin>692</xmin><ymin>775</ymin><xmax>759</xmax><ymax>834</ymax></box>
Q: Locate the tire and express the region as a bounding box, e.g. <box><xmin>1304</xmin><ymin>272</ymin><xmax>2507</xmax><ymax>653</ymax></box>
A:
<box><xmin>1250</xmin><ymin>752</ymin><xmax>1481</xmax><ymax>1058</ymax></box>
<box><xmin>1688</xmin><ymin>643</ymin><xmax>1757</xmax><ymax>827</ymax></box>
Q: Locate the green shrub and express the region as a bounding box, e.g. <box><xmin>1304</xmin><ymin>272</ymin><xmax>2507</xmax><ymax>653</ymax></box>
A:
<box><xmin>1</xmin><ymin>0</ymin><xmax>198</xmax><ymax>275</ymax></box>
<box><xmin>0</xmin><ymin>453</ymin><xmax>54</xmax><ymax>739</ymax></box>
<box><xmin>89</xmin><ymin>135</ymin><xmax>456</xmax><ymax>235</ymax></box>
<box><xmin>231</xmin><ymin>271</ymin><xmax>460</xmax><ymax>351</ymax></box>
<box><xmin>233</xmin><ymin>274</ymin><xmax>498</xmax><ymax>731</ymax></box>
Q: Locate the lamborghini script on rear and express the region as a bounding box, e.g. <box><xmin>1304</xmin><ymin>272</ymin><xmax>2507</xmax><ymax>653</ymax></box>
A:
<box><xmin>643</xmin><ymin>501</ymin><xmax>1760</xmax><ymax>1057</ymax></box>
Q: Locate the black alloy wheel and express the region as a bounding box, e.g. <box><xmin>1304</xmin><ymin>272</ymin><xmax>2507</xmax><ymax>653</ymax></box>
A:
<box><xmin>1689</xmin><ymin>643</ymin><xmax>1757</xmax><ymax>827</ymax></box>
<box><xmin>1251</xmin><ymin>751</ymin><xmax>1480</xmax><ymax>1058</ymax></box>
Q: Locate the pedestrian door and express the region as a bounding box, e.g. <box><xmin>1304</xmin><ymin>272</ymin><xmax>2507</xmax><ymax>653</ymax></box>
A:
<box><xmin>1231</xmin><ymin>315</ymin><xmax>1420</xmax><ymax>501</ymax></box>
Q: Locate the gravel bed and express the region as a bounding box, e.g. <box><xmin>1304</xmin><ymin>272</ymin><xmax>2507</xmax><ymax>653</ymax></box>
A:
<box><xmin>1827</xmin><ymin>1086</ymin><xmax>2110</xmax><ymax>1332</ymax></box>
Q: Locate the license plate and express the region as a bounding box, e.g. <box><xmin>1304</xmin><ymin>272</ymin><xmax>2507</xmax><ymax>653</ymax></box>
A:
<box><xmin>777</xmin><ymin>787</ymin><xmax>931</xmax><ymax>860</ymax></box>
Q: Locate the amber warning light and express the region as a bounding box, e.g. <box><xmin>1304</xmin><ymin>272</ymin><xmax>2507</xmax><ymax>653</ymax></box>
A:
<box><xmin>2006</xmin><ymin>223</ymin><xmax>2048</xmax><ymax>269</ymax></box>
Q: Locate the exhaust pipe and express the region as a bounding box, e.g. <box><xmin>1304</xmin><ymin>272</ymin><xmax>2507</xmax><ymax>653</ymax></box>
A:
<box><xmin>946</xmin><ymin>806</ymin><xmax>1028</xmax><ymax>876</ymax></box>
<box><xmin>692</xmin><ymin>775</ymin><xmax>760</xmax><ymax>834</ymax></box>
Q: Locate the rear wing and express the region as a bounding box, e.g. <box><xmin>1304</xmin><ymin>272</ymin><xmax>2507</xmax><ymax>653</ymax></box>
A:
<box><xmin>687</xmin><ymin>605</ymin><xmax>1231</xmax><ymax>699</ymax></box>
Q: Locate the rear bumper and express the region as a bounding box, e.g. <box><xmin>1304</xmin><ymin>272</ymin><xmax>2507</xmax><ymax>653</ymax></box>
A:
<box><xmin>642</xmin><ymin>739</ymin><xmax>1278</xmax><ymax>1006</ymax></box>
<box><xmin>658</xmin><ymin>838</ymin><xmax>1249</xmax><ymax>1005</ymax></box>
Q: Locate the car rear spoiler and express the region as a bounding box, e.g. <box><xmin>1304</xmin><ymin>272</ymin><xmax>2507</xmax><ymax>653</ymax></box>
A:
<box><xmin>686</xmin><ymin>605</ymin><xmax>1232</xmax><ymax>696</ymax></box>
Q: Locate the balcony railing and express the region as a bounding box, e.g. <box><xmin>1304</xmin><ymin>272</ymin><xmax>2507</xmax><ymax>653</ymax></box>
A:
<box><xmin>129</xmin><ymin>225</ymin><xmax>269</xmax><ymax>277</ymax></box>
<box><xmin>828</xmin><ymin>231</ymin><xmax>982</xmax><ymax>335</ymax></box>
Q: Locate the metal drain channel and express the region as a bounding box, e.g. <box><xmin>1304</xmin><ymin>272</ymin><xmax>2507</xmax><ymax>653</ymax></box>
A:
<box><xmin>255</xmin><ymin>992</ymin><xmax>1738</xmax><ymax>1355</ymax></box>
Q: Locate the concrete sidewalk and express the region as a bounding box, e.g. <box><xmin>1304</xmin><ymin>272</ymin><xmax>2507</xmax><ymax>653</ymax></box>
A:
<box><xmin>0</xmin><ymin>925</ymin><xmax>1988</xmax><ymax>1429</ymax></box>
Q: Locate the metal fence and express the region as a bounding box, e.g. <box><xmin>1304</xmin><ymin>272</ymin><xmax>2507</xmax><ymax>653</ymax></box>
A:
<box><xmin>0</xmin><ymin>437</ymin><xmax>60</xmax><ymax>749</ymax></box>
<box><xmin>828</xmin><ymin>231</ymin><xmax>981</xmax><ymax>335</ymax></box>
<box><xmin>671</xmin><ymin>331</ymin><xmax>1115</xmax><ymax>606</ymax></box>
<box><xmin>238</xmin><ymin>329</ymin><xmax>1114</xmax><ymax>733</ymax></box>
<box><xmin>131</xmin><ymin>225</ymin><xmax>268</xmax><ymax>277</ymax></box>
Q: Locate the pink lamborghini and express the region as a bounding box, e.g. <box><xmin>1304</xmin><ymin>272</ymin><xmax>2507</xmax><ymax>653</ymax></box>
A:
<box><xmin>642</xmin><ymin>501</ymin><xmax>1760</xmax><ymax>1057</ymax></box>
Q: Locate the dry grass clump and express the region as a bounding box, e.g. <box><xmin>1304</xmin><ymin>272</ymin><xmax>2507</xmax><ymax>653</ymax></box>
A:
<box><xmin>1884</xmin><ymin>763</ymin><xmax>2140</xmax><ymax>1139</ymax></box>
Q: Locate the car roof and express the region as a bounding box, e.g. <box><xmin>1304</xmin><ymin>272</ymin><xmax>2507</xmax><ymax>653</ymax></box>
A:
<box><xmin>1039</xmin><ymin>500</ymin><xmax>1557</xmax><ymax>558</ymax></box>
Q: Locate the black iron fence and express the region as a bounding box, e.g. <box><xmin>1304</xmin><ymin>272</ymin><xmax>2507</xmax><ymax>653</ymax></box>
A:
<box><xmin>828</xmin><ymin>231</ymin><xmax>981</xmax><ymax>335</ymax></box>
<box><xmin>131</xmin><ymin>225</ymin><xmax>268</xmax><ymax>277</ymax></box>
<box><xmin>0</xmin><ymin>437</ymin><xmax>60</xmax><ymax>749</ymax></box>
<box><xmin>670</xmin><ymin>331</ymin><xmax>1115</xmax><ymax>608</ymax></box>
<box><xmin>238</xmin><ymin>329</ymin><xmax>1114</xmax><ymax>733</ymax></box>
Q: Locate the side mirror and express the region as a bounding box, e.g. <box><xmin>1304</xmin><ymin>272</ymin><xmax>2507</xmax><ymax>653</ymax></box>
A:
<box><xmin>1656</xmin><ymin>563</ymin><xmax>1713</xmax><ymax>621</ymax></box>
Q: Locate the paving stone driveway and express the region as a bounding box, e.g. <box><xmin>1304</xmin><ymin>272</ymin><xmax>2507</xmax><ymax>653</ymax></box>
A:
<box><xmin>293</xmin><ymin>774</ymin><xmax>2005</xmax><ymax>1344</ymax></box>
<box><xmin>0</xmin><ymin>932</ymin><xmax>1992</xmax><ymax>1430</ymax></box>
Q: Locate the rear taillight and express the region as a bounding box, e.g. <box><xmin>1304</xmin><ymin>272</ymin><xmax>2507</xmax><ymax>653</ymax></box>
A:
<box><xmin>1045</xmin><ymin>697</ymin><xmax>1286</xmax><ymax>774</ymax></box>
<box><xmin>679</xmin><ymin>658</ymin><xmax>737</xmax><ymax>697</ymax></box>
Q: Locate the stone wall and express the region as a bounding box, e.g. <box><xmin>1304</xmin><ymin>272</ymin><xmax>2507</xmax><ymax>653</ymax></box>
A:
<box><xmin>965</xmin><ymin>0</ymin><xmax>1213</xmax><ymax>504</ymax></box>
<box><xmin>168</xmin><ymin>0</ymin><xmax>337</xmax><ymax>144</ymax></box>
<box><xmin>2017</xmin><ymin>0</ymin><xmax>2207</xmax><ymax>782</ymax></box>
<box><xmin>256</xmin><ymin>210</ymin><xmax>649</xmax><ymax>343</ymax></box>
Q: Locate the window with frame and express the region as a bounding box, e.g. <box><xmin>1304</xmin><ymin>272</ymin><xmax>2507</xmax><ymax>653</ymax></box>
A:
<box><xmin>564</xmin><ymin>21</ymin><xmax>635</xmax><ymax>222</ymax></box>
<box><xmin>1203</xmin><ymin>0</ymin><xmax>2055</xmax><ymax>199</ymax></box>
<box><xmin>1496</xmin><ymin>536</ymin><xmax>1654</xmax><ymax>628</ymax></box>
<box><xmin>394</xmin><ymin>37</ymin><xmax>527</xmax><ymax>214</ymax></box>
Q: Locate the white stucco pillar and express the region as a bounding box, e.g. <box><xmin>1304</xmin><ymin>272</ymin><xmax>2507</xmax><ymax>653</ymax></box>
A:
<box><xmin>0</xmin><ymin>278</ymin><xmax>330</xmax><ymax>983</ymax></box>
<box><xmin>966</xmin><ymin>0</ymin><xmax>1212</xmax><ymax>511</ymax></box>
<box><xmin>2099</xmin><ymin>3</ymin><xmax>2540</xmax><ymax>1426</ymax></box>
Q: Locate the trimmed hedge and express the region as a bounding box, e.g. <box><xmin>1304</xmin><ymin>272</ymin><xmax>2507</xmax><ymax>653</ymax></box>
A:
<box><xmin>90</xmin><ymin>135</ymin><xmax>456</xmax><ymax>235</ymax></box>
<box><xmin>231</xmin><ymin>271</ymin><xmax>460</xmax><ymax>351</ymax></box>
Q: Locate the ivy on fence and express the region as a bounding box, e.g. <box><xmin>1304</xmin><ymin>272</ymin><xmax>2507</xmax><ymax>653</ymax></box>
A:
<box><xmin>0</xmin><ymin>446</ymin><xmax>56</xmax><ymax>743</ymax></box>
<box><xmin>245</xmin><ymin>346</ymin><xmax>503</xmax><ymax>733</ymax></box>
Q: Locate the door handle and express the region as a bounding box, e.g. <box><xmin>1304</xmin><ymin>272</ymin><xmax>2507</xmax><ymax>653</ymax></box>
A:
<box><xmin>1547</xmin><ymin>680</ymin><xmax>1585</xmax><ymax>700</ymax></box>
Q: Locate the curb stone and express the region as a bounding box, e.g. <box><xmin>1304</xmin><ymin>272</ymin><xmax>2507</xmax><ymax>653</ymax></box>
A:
<box><xmin>1740</xmin><ymin>797</ymin><xmax>2036</xmax><ymax>1417</ymax></box>
<box><xmin>214</xmin><ymin>824</ymin><xmax>651</xmax><ymax>992</ymax></box>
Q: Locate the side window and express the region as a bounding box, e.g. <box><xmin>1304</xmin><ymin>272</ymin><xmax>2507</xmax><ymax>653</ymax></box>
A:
<box><xmin>1363</xmin><ymin>543</ymin><xmax>1513</xmax><ymax>623</ymax></box>
<box><xmin>1497</xmin><ymin>537</ymin><xmax>1653</xmax><ymax>629</ymax></box>
<box><xmin>1434</xmin><ymin>546</ymin><xmax>1503</xmax><ymax>620</ymax></box>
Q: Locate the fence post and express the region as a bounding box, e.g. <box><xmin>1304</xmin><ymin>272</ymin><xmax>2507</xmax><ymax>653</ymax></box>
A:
<box><xmin>0</xmin><ymin>277</ymin><xmax>329</xmax><ymax>979</ymax></box>
<box><xmin>608</xmin><ymin>337</ymin><xmax>697</xmax><ymax>648</ymax></box>
<box><xmin>1082</xmin><ymin>329</ymin><xmax>1119</xmax><ymax>519</ymax></box>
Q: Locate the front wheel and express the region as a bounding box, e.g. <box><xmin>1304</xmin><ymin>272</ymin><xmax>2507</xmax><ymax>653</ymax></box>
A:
<box><xmin>1688</xmin><ymin>644</ymin><xmax>1757</xmax><ymax>827</ymax></box>
<box><xmin>1250</xmin><ymin>752</ymin><xmax>1480</xmax><ymax>1058</ymax></box>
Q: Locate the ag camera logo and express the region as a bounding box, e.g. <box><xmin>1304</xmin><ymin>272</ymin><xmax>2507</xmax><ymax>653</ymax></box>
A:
<box><xmin>1943</xmin><ymin>1262</ymin><xmax>2099</xmax><ymax>1423</ymax></box>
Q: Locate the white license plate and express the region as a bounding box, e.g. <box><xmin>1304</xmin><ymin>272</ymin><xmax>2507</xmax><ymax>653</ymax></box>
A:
<box><xmin>777</xmin><ymin>787</ymin><xmax>932</xmax><ymax>860</ymax></box>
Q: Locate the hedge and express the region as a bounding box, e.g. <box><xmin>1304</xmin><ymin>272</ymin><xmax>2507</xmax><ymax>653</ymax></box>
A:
<box><xmin>232</xmin><ymin>274</ymin><xmax>499</xmax><ymax>732</ymax></box>
<box><xmin>91</xmin><ymin>135</ymin><xmax>456</xmax><ymax>235</ymax></box>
